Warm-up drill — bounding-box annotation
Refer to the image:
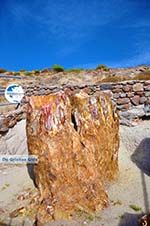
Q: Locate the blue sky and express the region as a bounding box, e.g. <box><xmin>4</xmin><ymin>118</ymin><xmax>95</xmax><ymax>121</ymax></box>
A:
<box><xmin>0</xmin><ymin>0</ymin><xmax>150</xmax><ymax>70</ymax></box>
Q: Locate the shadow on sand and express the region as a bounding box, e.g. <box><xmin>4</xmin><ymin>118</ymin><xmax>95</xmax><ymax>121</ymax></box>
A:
<box><xmin>118</xmin><ymin>138</ymin><xmax>150</xmax><ymax>226</ymax></box>
<box><xmin>27</xmin><ymin>164</ymin><xmax>37</xmax><ymax>187</ymax></box>
<box><xmin>25</xmin><ymin>138</ymin><xmax>150</xmax><ymax>226</ymax></box>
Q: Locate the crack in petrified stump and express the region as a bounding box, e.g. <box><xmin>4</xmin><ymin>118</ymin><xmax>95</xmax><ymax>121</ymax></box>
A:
<box><xmin>26</xmin><ymin>90</ymin><xmax>119</xmax><ymax>225</ymax></box>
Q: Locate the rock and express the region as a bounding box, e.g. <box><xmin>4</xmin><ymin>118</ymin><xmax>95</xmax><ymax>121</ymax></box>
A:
<box><xmin>140</xmin><ymin>96</ymin><xmax>147</xmax><ymax>104</ymax></box>
<box><xmin>117</xmin><ymin>103</ymin><xmax>130</xmax><ymax>111</ymax></box>
<box><xmin>0</xmin><ymin>117</ymin><xmax>9</xmax><ymax>133</ymax></box>
<box><xmin>144</xmin><ymin>101</ymin><xmax>150</xmax><ymax>114</ymax></box>
<box><xmin>139</xmin><ymin>214</ymin><xmax>150</xmax><ymax>226</ymax></box>
<box><xmin>112</xmin><ymin>88</ymin><xmax>122</xmax><ymax>93</ymax></box>
<box><xmin>113</xmin><ymin>84</ymin><xmax>123</xmax><ymax>89</ymax></box>
<box><xmin>113</xmin><ymin>93</ymin><xmax>120</xmax><ymax>99</ymax></box>
<box><xmin>8</xmin><ymin>118</ymin><xmax>17</xmax><ymax>128</ymax></box>
<box><xmin>119</xmin><ymin>93</ymin><xmax>126</xmax><ymax>98</ymax></box>
<box><xmin>26</xmin><ymin>91</ymin><xmax>119</xmax><ymax>224</ymax></box>
<box><xmin>119</xmin><ymin>116</ymin><xmax>135</xmax><ymax>127</ymax></box>
<box><xmin>127</xmin><ymin>81</ymin><xmax>134</xmax><ymax>85</ymax></box>
<box><xmin>144</xmin><ymin>81</ymin><xmax>150</xmax><ymax>85</ymax></box>
<box><xmin>119</xmin><ymin>105</ymin><xmax>145</xmax><ymax>120</ymax></box>
<box><xmin>102</xmin><ymin>90</ymin><xmax>112</xmax><ymax>98</ymax></box>
<box><xmin>127</xmin><ymin>92</ymin><xmax>134</xmax><ymax>98</ymax></box>
<box><xmin>145</xmin><ymin>92</ymin><xmax>150</xmax><ymax>97</ymax></box>
<box><xmin>117</xmin><ymin>98</ymin><xmax>130</xmax><ymax>105</ymax></box>
<box><xmin>122</xmin><ymin>85</ymin><xmax>132</xmax><ymax>92</ymax></box>
<box><xmin>133</xmin><ymin>83</ymin><xmax>144</xmax><ymax>92</ymax></box>
<box><xmin>147</xmin><ymin>97</ymin><xmax>150</xmax><ymax>104</ymax></box>
<box><xmin>100</xmin><ymin>84</ymin><xmax>113</xmax><ymax>90</ymax></box>
<box><xmin>123</xmin><ymin>103</ymin><xmax>130</xmax><ymax>110</ymax></box>
<box><xmin>135</xmin><ymin>91</ymin><xmax>144</xmax><ymax>97</ymax></box>
<box><xmin>130</xmin><ymin>95</ymin><xmax>140</xmax><ymax>106</ymax></box>
<box><xmin>144</xmin><ymin>85</ymin><xmax>150</xmax><ymax>91</ymax></box>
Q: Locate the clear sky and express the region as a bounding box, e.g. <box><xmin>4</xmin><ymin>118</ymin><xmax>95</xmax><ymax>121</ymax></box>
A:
<box><xmin>0</xmin><ymin>0</ymin><xmax>150</xmax><ymax>71</ymax></box>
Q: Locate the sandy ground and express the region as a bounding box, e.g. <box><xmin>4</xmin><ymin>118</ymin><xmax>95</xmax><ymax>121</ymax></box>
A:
<box><xmin>0</xmin><ymin>121</ymin><xmax>150</xmax><ymax>226</ymax></box>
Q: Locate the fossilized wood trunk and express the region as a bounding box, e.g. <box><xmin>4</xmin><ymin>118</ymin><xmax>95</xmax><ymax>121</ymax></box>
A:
<box><xmin>26</xmin><ymin>90</ymin><xmax>119</xmax><ymax>224</ymax></box>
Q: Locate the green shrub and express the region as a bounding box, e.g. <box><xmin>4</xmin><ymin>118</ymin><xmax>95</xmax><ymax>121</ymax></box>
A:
<box><xmin>0</xmin><ymin>68</ymin><xmax>7</xmax><ymax>73</ymax></box>
<box><xmin>129</xmin><ymin>204</ymin><xmax>142</xmax><ymax>212</ymax></box>
<box><xmin>52</xmin><ymin>64</ymin><xmax>64</xmax><ymax>72</ymax></box>
<box><xmin>96</xmin><ymin>64</ymin><xmax>109</xmax><ymax>71</ymax></box>
<box><xmin>32</xmin><ymin>70</ymin><xmax>40</xmax><ymax>74</ymax></box>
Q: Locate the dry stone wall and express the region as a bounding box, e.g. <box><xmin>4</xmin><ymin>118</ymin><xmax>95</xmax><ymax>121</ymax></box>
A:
<box><xmin>109</xmin><ymin>80</ymin><xmax>150</xmax><ymax>111</ymax></box>
<box><xmin>0</xmin><ymin>80</ymin><xmax>150</xmax><ymax>134</ymax></box>
<box><xmin>23</xmin><ymin>80</ymin><xmax>150</xmax><ymax>113</ymax></box>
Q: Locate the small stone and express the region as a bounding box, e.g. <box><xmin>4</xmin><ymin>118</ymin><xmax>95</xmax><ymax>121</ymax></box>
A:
<box><xmin>127</xmin><ymin>92</ymin><xmax>134</xmax><ymax>98</ymax></box>
<box><xmin>102</xmin><ymin>90</ymin><xmax>112</xmax><ymax>98</ymax></box>
<box><xmin>133</xmin><ymin>83</ymin><xmax>144</xmax><ymax>92</ymax></box>
<box><xmin>130</xmin><ymin>95</ymin><xmax>140</xmax><ymax>106</ymax></box>
<box><xmin>123</xmin><ymin>103</ymin><xmax>130</xmax><ymax>110</ymax></box>
<box><xmin>100</xmin><ymin>84</ymin><xmax>113</xmax><ymax>90</ymax></box>
<box><xmin>135</xmin><ymin>91</ymin><xmax>144</xmax><ymax>96</ymax></box>
<box><xmin>145</xmin><ymin>92</ymin><xmax>150</xmax><ymax>97</ymax></box>
<box><xmin>122</xmin><ymin>85</ymin><xmax>132</xmax><ymax>92</ymax></box>
<box><xmin>117</xmin><ymin>98</ymin><xmax>130</xmax><ymax>105</ymax></box>
<box><xmin>112</xmin><ymin>88</ymin><xmax>122</xmax><ymax>93</ymax></box>
<box><xmin>144</xmin><ymin>85</ymin><xmax>150</xmax><ymax>91</ymax></box>
<box><xmin>0</xmin><ymin>117</ymin><xmax>9</xmax><ymax>131</ymax></box>
<box><xmin>144</xmin><ymin>81</ymin><xmax>150</xmax><ymax>85</ymax></box>
<box><xmin>8</xmin><ymin>119</ymin><xmax>17</xmax><ymax>128</ymax></box>
<box><xmin>127</xmin><ymin>81</ymin><xmax>134</xmax><ymax>85</ymax></box>
<box><xmin>117</xmin><ymin>103</ymin><xmax>130</xmax><ymax>110</ymax></box>
<box><xmin>113</xmin><ymin>93</ymin><xmax>120</xmax><ymax>99</ymax></box>
<box><xmin>140</xmin><ymin>96</ymin><xmax>147</xmax><ymax>104</ymax></box>
<box><xmin>147</xmin><ymin>97</ymin><xmax>150</xmax><ymax>103</ymax></box>
<box><xmin>0</xmin><ymin>127</ymin><xmax>9</xmax><ymax>133</ymax></box>
<box><xmin>113</xmin><ymin>84</ymin><xmax>123</xmax><ymax>89</ymax></box>
<box><xmin>83</xmin><ymin>87</ymin><xmax>92</xmax><ymax>94</ymax></box>
<box><xmin>120</xmin><ymin>93</ymin><xmax>126</xmax><ymax>98</ymax></box>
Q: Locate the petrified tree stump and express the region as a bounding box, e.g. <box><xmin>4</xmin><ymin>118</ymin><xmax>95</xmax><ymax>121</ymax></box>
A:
<box><xmin>26</xmin><ymin>90</ymin><xmax>119</xmax><ymax>224</ymax></box>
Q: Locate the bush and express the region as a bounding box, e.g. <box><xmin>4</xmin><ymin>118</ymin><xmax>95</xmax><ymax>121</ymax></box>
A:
<box><xmin>52</xmin><ymin>64</ymin><xmax>64</xmax><ymax>72</ymax></box>
<box><xmin>0</xmin><ymin>68</ymin><xmax>7</xmax><ymax>73</ymax></box>
<box><xmin>33</xmin><ymin>70</ymin><xmax>40</xmax><ymax>74</ymax></box>
<box><xmin>96</xmin><ymin>64</ymin><xmax>109</xmax><ymax>71</ymax></box>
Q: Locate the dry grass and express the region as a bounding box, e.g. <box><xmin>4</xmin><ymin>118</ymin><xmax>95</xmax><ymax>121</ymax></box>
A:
<box><xmin>0</xmin><ymin>96</ymin><xmax>5</xmax><ymax>103</ymax></box>
<box><xmin>101</xmin><ymin>72</ymin><xmax>150</xmax><ymax>83</ymax></box>
<box><xmin>133</xmin><ymin>72</ymin><xmax>150</xmax><ymax>80</ymax></box>
<box><xmin>101</xmin><ymin>75</ymin><xmax>130</xmax><ymax>83</ymax></box>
